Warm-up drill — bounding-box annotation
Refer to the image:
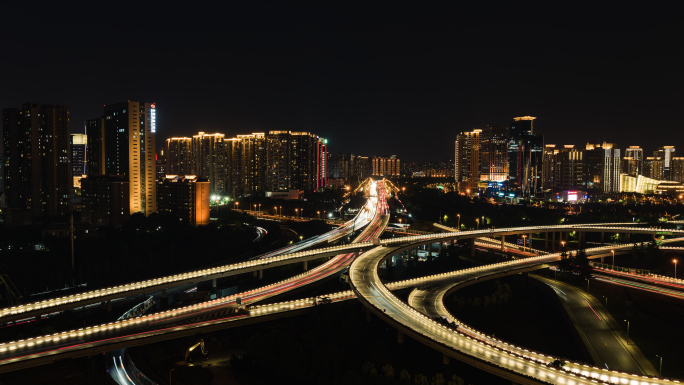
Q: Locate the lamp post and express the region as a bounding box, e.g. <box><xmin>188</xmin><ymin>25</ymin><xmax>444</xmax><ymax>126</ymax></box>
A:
<box><xmin>476</xmin><ymin>218</ymin><xmax>479</xmax><ymax>230</ymax></box>
<box><xmin>657</xmin><ymin>355</ymin><xmax>662</xmax><ymax>376</ymax></box>
<box><xmin>457</xmin><ymin>214</ymin><xmax>461</xmax><ymax>231</ymax></box>
<box><xmin>522</xmin><ymin>234</ymin><xmax>527</xmax><ymax>252</ymax></box>
<box><xmin>274</xmin><ymin>206</ymin><xmax>278</xmax><ymax>216</ymax></box>
<box><xmin>624</xmin><ymin>319</ymin><xmax>630</xmax><ymax>340</ymax></box>
<box><xmin>235</xmin><ymin>201</ymin><xmax>239</xmax><ymax>211</ymax></box>
<box><xmin>481</xmin><ymin>215</ymin><xmax>485</xmax><ymax>229</ymax></box>
<box><xmin>279</xmin><ymin>206</ymin><xmax>282</xmax><ymax>216</ymax></box>
<box><xmin>295</xmin><ymin>208</ymin><xmax>298</xmax><ymax>219</ymax></box>
<box><xmin>258</xmin><ymin>203</ymin><xmax>261</xmax><ymax>214</ymax></box>
<box><xmin>611</xmin><ymin>249</ymin><xmax>615</xmax><ymax>266</ymax></box>
<box><xmin>317</xmin><ymin>211</ymin><xmax>320</xmax><ymax>219</ymax></box>
<box><xmin>674</xmin><ymin>259</ymin><xmax>678</xmax><ymax>279</ymax></box>
<box><xmin>561</xmin><ymin>240</ymin><xmax>565</xmax><ymax>251</ymax></box>
<box><xmin>253</xmin><ymin>204</ymin><xmax>257</xmax><ymax>214</ymax></box>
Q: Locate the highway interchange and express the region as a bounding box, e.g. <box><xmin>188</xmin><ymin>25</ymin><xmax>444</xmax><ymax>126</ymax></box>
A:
<box><xmin>1</xmin><ymin>178</ymin><xmax>684</xmax><ymax>384</ymax></box>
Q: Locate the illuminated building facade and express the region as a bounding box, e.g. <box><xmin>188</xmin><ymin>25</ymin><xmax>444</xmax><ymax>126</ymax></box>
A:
<box><xmin>542</xmin><ymin>145</ymin><xmax>583</xmax><ymax>190</ymax></box>
<box><xmin>671</xmin><ymin>157</ymin><xmax>684</xmax><ymax>182</ymax></box>
<box><xmin>193</xmin><ymin>132</ymin><xmax>228</xmax><ymax>195</ymax></box>
<box><xmin>166</xmin><ymin>137</ymin><xmax>193</xmax><ymax>175</ymax></box>
<box><xmin>87</xmin><ymin>101</ymin><xmax>157</xmax><ymax>216</ymax></box>
<box><xmin>653</xmin><ymin>146</ymin><xmax>675</xmax><ymax>180</ymax></box>
<box><xmin>156</xmin><ymin>148</ymin><xmax>167</xmax><ymax>181</ymax></box>
<box><xmin>644</xmin><ymin>157</ymin><xmax>664</xmax><ymax>180</ymax></box>
<box><xmin>624</xmin><ymin>146</ymin><xmax>643</xmax><ymax>175</ymax></box>
<box><xmin>85</xmin><ymin>118</ymin><xmax>105</xmax><ymax>175</ymax></box>
<box><xmin>455</xmin><ymin>129</ymin><xmax>481</xmax><ymax>191</ymax></box>
<box><xmin>583</xmin><ymin>142</ymin><xmax>620</xmax><ymax>193</ymax></box>
<box><xmin>480</xmin><ymin>124</ymin><xmax>509</xmax><ymax>182</ymax></box>
<box><xmin>157</xmin><ymin>175</ymin><xmax>210</xmax><ymax>226</ymax></box>
<box><xmin>2</xmin><ymin>103</ymin><xmax>72</xmax><ymax>221</ymax></box>
<box><xmin>71</xmin><ymin>133</ymin><xmax>87</xmax><ymax>179</ymax></box>
<box><xmin>80</xmin><ymin>175</ymin><xmax>130</xmax><ymax>227</ymax></box>
<box><xmin>372</xmin><ymin>155</ymin><xmax>400</xmax><ymax>177</ymax></box>
<box><xmin>508</xmin><ymin>116</ymin><xmax>544</xmax><ymax>196</ymax></box>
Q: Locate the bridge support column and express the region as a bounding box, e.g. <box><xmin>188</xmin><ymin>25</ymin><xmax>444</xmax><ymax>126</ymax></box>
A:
<box><xmin>601</xmin><ymin>232</ymin><xmax>604</xmax><ymax>244</ymax></box>
<box><xmin>397</xmin><ymin>330</ymin><xmax>404</xmax><ymax>344</ymax></box>
<box><xmin>501</xmin><ymin>235</ymin><xmax>505</xmax><ymax>251</ymax></box>
<box><xmin>253</xmin><ymin>271</ymin><xmax>258</xmax><ymax>278</ymax></box>
<box><xmin>438</xmin><ymin>242</ymin><xmax>443</xmax><ymax>254</ymax></box>
<box><xmin>470</xmin><ymin>239</ymin><xmax>475</xmax><ymax>257</ymax></box>
<box><xmin>258</xmin><ymin>269</ymin><xmax>263</xmax><ymax>279</ymax></box>
<box><xmin>429</xmin><ymin>243</ymin><xmax>433</xmax><ymax>257</ymax></box>
<box><xmin>212</xmin><ymin>278</ymin><xmax>217</xmax><ymax>288</ymax></box>
<box><xmin>545</xmin><ymin>232</ymin><xmax>548</xmax><ymax>250</ymax></box>
<box><xmin>106</xmin><ymin>300</ymin><xmax>112</xmax><ymax>312</ymax></box>
<box><xmin>303</xmin><ymin>260</ymin><xmax>308</xmax><ymax>271</ymax></box>
<box><xmin>443</xmin><ymin>353</ymin><xmax>450</xmax><ymax>365</ymax></box>
<box><xmin>551</xmin><ymin>231</ymin><xmax>556</xmax><ymax>251</ymax></box>
<box><xmin>626</xmin><ymin>233</ymin><xmax>631</xmax><ymax>243</ymax></box>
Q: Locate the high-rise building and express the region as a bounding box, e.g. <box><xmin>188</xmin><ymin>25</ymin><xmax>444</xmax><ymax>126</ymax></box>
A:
<box><xmin>157</xmin><ymin>175</ymin><xmax>210</xmax><ymax>226</ymax></box>
<box><xmin>621</xmin><ymin>157</ymin><xmax>640</xmax><ymax>177</ymax></box>
<box><xmin>455</xmin><ymin>129</ymin><xmax>481</xmax><ymax>191</ymax></box>
<box><xmin>2</xmin><ymin>103</ymin><xmax>72</xmax><ymax>220</ymax></box>
<box><xmin>508</xmin><ymin>116</ymin><xmax>543</xmax><ymax>196</ymax></box>
<box><xmin>644</xmin><ymin>157</ymin><xmax>664</xmax><ymax>180</ymax></box>
<box><xmin>85</xmin><ymin>118</ymin><xmax>105</xmax><ymax>176</ymax></box>
<box><xmin>542</xmin><ymin>145</ymin><xmax>583</xmax><ymax>190</ymax></box>
<box><xmin>624</xmin><ymin>146</ymin><xmax>643</xmax><ymax>176</ymax></box>
<box><xmin>193</xmin><ymin>132</ymin><xmax>228</xmax><ymax>195</ymax></box>
<box><xmin>236</xmin><ymin>133</ymin><xmax>267</xmax><ymax>195</ymax></box>
<box><xmin>71</xmin><ymin>133</ymin><xmax>87</xmax><ymax>182</ymax></box>
<box><xmin>653</xmin><ymin>146</ymin><xmax>676</xmax><ymax>180</ymax></box>
<box><xmin>328</xmin><ymin>153</ymin><xmax>354</xmax><ymax>182</ymax></box>
<box><xmin>87</xmin><ymin>101</ymin><xmax>157</xmax><ymax>216</ymax></box>
<box><xmin>372</xmin><ymin>155</ymin><xmax>400</xmax><ymax>176</ymax></box>
<box><xmin>352</xmin><ymin>155</ymin><xmax>371</xmax><ymax>183</ymax></box>
<box><xmin>671</xmin><ymin>157</ymin><xmax>684</xmax><ymax>182</ymax></box>
<box><xmin>81</xmin><ymin>175</ymin><xmax>130</xmax><ymax>227</ymax></box>
<box><xmin>166</xmin><ymin>137</ymin><xmax>193</xmax><ymax>175</ymax></box>
<box><xmin>480</xmin><ymin>124</ymin><xmax>509</xmax><ymax>182</ymax></box>
<box><xmin>583</xmin><ymin>142</ymin><xmax>621</xmax><ymax>193</ymax></box>
<box><xmin>261</xmin><ymin>131</ymin><xmax>328</xmax><ymax>193</ymax></box>
<box><xmin>156</xmin><ymin>148</ymin><xmax>167</xmax><ymax>181</ymax></box>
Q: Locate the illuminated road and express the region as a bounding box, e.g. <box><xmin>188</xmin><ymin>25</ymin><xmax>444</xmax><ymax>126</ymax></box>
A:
<box><xmin>350</xmin><ymin>239</ymin><xmax>684</xmax><ymax>384</ymax></box>
<box><xmin>0</xmin><ymin>180</ymin><xmax>390</xmax><ymax>373</ymax></box>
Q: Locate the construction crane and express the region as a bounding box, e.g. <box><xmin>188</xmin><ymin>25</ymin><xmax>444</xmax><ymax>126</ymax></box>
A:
<box><xmin>181</xmin><ymin>339</ymin><xmax>208</xmax><ymax>364</ymax></box>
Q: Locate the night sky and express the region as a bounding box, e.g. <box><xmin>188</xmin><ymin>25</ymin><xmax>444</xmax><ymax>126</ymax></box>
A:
<box><xmin>1</xmin><ymin>3</ymin><xmax>682</xmax><ymax>161</ymax></box>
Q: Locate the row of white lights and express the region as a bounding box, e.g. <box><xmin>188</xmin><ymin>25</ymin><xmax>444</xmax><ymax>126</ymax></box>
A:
<box><xmin>355</xmin><ymin>241</ymin><xmax>684</xmax><ymax>384</ymax></box>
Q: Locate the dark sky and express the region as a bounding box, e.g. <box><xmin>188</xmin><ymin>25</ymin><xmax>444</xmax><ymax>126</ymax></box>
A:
<box><xmin>1</xmin><ymin>2</ymin><xmax>682</xmax><ymax>161</ymax></box>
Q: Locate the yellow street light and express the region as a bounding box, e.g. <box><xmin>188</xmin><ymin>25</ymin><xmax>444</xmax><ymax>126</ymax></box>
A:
<box><xmin>674</xmin><ymin>259</ymin><xmax>679</xmax><ymax>279</ymax></box>
<box><xmin>611</xmin><ymin>250</ymin><xmax>615</xmax><ymax>266</ymax></box>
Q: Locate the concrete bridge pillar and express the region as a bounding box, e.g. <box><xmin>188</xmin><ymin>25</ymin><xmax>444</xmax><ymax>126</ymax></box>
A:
<box><xmin>397</xmin><ymin>330</ymin><xmax>404</xmax><ymax>344</ymax></box>
<box><xmin>626</xmin><ymin>233</ymin><xmax>631</xmax><ymax>243</ymax></box>
<box><xmin>551</xmin><ymin>231</ymin><xmax>556</xmax><ymax>251</ymax></box>
<box><xmin>545</xmin><ymin>232</ymin><xmax>548</xmax><ymax>250</ymax></box>
<box><xmin>443</xmin><ymin>353</ymin><xmax>450</xmax><ymax>365</ymax></box>
<box><xmin>212</xmin><ymin>278</ymin><xmax>217</xmax><ymax>288</ymax></box>
<box><xmin>303</xmin><ymin>260</ymin><xmax>308</xmax><ymax>271</ymax></box>
<box><xmin>601</xmin><ymin>232</ymin><xmax>604</xmax><ymax>244</ymax></box>
<box><xmin>428</xmin><ymin>243</ymin><xmax>433</xmax><ymax>257</ymax></box>
<box><xmin>253</xmin><ymin>271</ymin><xmax>258</xmax><ymax>278</ymax></box>
<box><xmin>106</xmin><ymin>300</ymin><xmax>112</xmax><ymax>312</ymax></box>
<box><xmin>258</xmin><ymin>269</ymin><xmax>263</xmax><ymax>279</ymax></box>
<box><xmin>470</xmin><ymin>239</ymin><xmax>475</xmax><ymax>257</ymax></box>
<box><xmin>501</xmin><ymin>235</ymin><xmax>505</xmax><ymax>251</ymax></box>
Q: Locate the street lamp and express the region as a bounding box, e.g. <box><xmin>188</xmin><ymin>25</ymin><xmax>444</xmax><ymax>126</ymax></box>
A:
<box><xmin>624</xmin><ymin>319</ymin><xmax>630</xmax><ymax>340</ymax></box>
<box><xmin>295</xmin><ymin>208</ymin><xmax>298</xmax><ymax>219</ymax></box>
<box><xmin>235</xmin><ymin>201</ymin><xmax>239</xmax><ymax>210</ymax></box>
<box><xmin>476</xmin><ymin>218</ymin><xmax>479</xmax><ymax>230</ymax></box>
<box><xmin>274</xmin><ymin>206</ymin><xmax>278</xmax><ymax>216</ymax></box>
<box><xmin>674</xmin><ymin>259</ymin><xmax>678</xmax><ymax>279</ymax></box>
<box><xmin>457</xmin><ymin>214</ymin><xmax>461</xmax><ymax>231</ymax></box>
<box><xmin>279</xmin><ymin>206</ymin><xmax>282</xmax><ymax>216</ymax></box>
<box><xmin>481</xmin><ymin>216</ymin><xmax>485</xmax><ymax>228</ymax></box>
<box><xmin>561</xmin><ymin>240</ymin><xmax>565</xmax><ymax>250</ymax></box>
<box><xmin>258</xmin><ymin>203</ymin><xmax>261</xmax><ymax>214</ymax></box>
<box><xmin>611</xmin><ymin>249</ymin><xmax>615</xmax><ymax>266</ymax></box>
<box><xmin>522</xmin><ymin>234</ymin><xmax>527</xmax><ymax>252</ymax></box>
<box><xmin>317</xmin><ymin>210</ymin><xmax>320</xmax><ymax>219</ymax></box>
<box><xmin>656</xmin><ymin>355</ymin><xmax>663</xmax><ymax>376</ymax></box>
<box><xmin>253</xmin><ymin>204</ymin><xmax>257</xmax><ymax>214</ymax></box>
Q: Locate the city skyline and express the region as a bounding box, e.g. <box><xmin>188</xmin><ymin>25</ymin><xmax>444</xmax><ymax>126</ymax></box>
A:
<box><xmin>1</xmin><ymin>3</ymin><xmax>682</xmax><ymax>162</ymax></box>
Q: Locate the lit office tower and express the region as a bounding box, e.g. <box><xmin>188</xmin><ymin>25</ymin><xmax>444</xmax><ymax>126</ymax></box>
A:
<box><xmin>644</xmin><ymin>157</ymin><xmax>664</xmax><ymax>180</ymax></box>
<box><xmin>624</xmin><ymin>146</ymin><xmax>643</xmax><ymax>175</ymax></box>
<box><xmin>266</xmin><ymin>131</ymin><xmax>291</xmax><ymax>191</ymax></box>
<box><xmin>166</xmin><ymin>137</ymin><xmax>193</xmax><ymax>175</ymax></box>
<box><xmin>653</xmin><ymin>146</ymin><xmax>676</xmax><ymax>179</ymax></box>
<box><xmin>371</xmin><ymin>155</ymin><xmax>400</xmax><ymax>176</ymax></box>
<box><xmin>2</xmin><ymin>103</ymin><xmax>71</xmax><ymax>220</ymax></box>
<box><xmin>455</xmin><ymin>129</ymin><xmax>482</xmax><ymax>191</ymax></box>
<box><xmin>236</xmin><ymin>133</ymin><xmax>267</xmax><ymax>194</ymax></box>
<box><xmin>192</xmin><ymin>132</ymin><xmax>228</xmax><ymax>195</ymax></box>
<box><xmin>480</xmin><ymin>124</ymin><xmax>509</xmax><ymax>182</ymax></box>
<box><xmin>671</xmin><ymin>157</ymin><xmax>684</xmax><ymax>182</ymax></box>
<box><xmin>583</xmin><ymin>142</ymin><xmax>621</xmax><ymax>192</ymax></box>
<box><xmin>71</xmin><ymin>133</ymin><xmax>87</xmax><ymax>179</ymax></box>
<box><xmin>508</xmin><ymin>116</ymin><xmax>544</xmax><ymax>196</ymax></box>
<box><xmin>89</xmin><ymin>101</ymin><xmax>157</xmax><ymax>216</ymax></box>
<box><xmin>352</xmin><ymin>155</ymin><xmax>371</xmax><ymax>182</ymax></box>
<box><xmin>542</xmin><ymin>145</ymin><xmax>583</xmax><ymax>190</ymax></box>
<box><xmin>291</xmin><ymin>132</ymin><xmax>326</xmax><ymax>191</ymax></box>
